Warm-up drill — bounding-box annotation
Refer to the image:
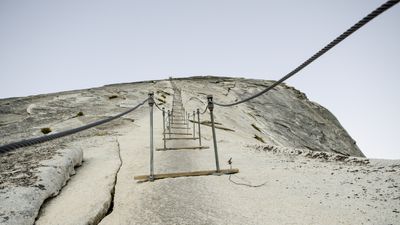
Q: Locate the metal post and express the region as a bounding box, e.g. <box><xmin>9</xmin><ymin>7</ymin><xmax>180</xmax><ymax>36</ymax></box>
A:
<box><xmin>186</xmin><ymin>112</ymin><xmax>189</xmax><ymax>134</ymax></box>
<box><xmin>197</xmin><ymin>108</ymin><xmax>202</xmax><ymax>146</ymax></box>
<box><xmin>168</xmin><ymin>110</ymin><xmax>171</xmax><ymax>138</ymax></box>
<box><xmin>171</xmin><ymin>108</ymin><xmax>174</xmax><ymax>124</ymax></box>
<box><xmin>208</xmin><ymin>95</ymin><xmax>220</xmax><ymax>172</ymax></box>
<box><xmin>162</xmin><ymin>107</ymin><xmax>166</xmax><ymax>149</ymax></box>
<box><xmin>148</xmin><ymin>92</ymin><xmax>155</xmax><ymax>181</ymax></box>
<box><xmin>193</xmin><ymin>111</ymin><xmax>195</xmax><ymax>139</ymax></box>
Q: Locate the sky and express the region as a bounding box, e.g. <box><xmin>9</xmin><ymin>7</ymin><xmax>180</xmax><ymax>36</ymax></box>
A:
<box><xmin>0</xmin><ymin>0</ymin><xmax>399</xmax><ymax>159</ymax></box>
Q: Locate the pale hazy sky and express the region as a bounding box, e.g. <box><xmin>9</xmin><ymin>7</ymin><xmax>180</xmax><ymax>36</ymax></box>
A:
<box><xmin>0</xmin><ymin>1</ymin><xmax>399</xmax><ymax>159</ymax></box>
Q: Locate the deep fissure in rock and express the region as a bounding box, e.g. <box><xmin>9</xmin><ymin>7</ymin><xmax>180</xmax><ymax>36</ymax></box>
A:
<box><xmin>99</xmin><ymin>138</ymin><xmax>123</xmax><ymax>223</ymax></box>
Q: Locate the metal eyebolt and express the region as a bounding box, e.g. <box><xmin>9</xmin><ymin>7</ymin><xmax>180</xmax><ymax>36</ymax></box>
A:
<box><xmin>207</xmin><ymin>95</ymin><xmax>214</xmax><ymax>111</ymax></box>
<box><xmin>148</xmin><ymin>91</ymin><xmax>154</xmax><ymax>106</ymax></box>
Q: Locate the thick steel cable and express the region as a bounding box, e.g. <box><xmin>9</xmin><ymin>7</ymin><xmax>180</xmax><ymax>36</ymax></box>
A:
<box><xmin>200</xmin><ymin>105</ymin><xmax>208</xmax><ymax>114</ymax></box>
<box><xmin>214</xmin><ymin>0</ymin><xmax>399</xmax><ymax>107</ymax></box>
<box><xmin>0</xmin><ymin>98</ymin><xmax>148</xmax><ymax>154</ymax></box>
<box><xmin>153</xmin><ymin>101</ymin><xmax>164</xmax><ymax>112</ymax></box>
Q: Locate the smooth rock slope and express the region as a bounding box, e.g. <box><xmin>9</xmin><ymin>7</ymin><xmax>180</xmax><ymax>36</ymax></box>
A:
<box><xmin>1</xmin><ymin>76</ymin><xmax>397</xmax><ymax>225</ymax></box>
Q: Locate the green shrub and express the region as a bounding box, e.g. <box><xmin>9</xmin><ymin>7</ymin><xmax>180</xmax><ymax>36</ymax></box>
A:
<box><xmin>254</xmin><ymin>134</ymin><xmax>265</xmax><ymax>143</ymax></box>
<box><xmin>41</xmin><ymin>127</ymin><xmax>52</xmax><ymax>134</ymax></box>
<box><xmin>251</xmin><ymin>123</ymin><xmax>262</xmax><ymax>132</ymax></box>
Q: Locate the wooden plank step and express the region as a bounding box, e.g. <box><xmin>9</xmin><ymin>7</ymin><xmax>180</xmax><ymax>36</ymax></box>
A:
<box><xmin>163</xmin><ymin>137</ymin><xmax>198</xmax><ymax>140</ymax></box>
<box><xmin>163</xmin><ymin>132</ymin><xmax>192</xmax><ymax>135</ymax></box>
<box><xmin>171</xmin><ymin>127</ymin><xmax>190</xmax><ymax>129</ymax></box>
<box><xmin>134</xmin><ymin>168</ymin><xmax>239</xmax><ymax>182</ymax></box>
<box><xmin>156</xmin><ymin>146</ymin><xmax>209</xmax><ymax>151</ymax></box>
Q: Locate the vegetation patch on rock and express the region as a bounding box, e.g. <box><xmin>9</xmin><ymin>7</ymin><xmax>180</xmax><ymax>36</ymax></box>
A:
<box><xmin>251</xmin><ymin>123</ymin><xmax>262</xmax><ymax>132</ymax></box>
<box><xmin>41</xmin><ymin>128</ymin><xmax>52</xmax><ymax>134</ymax></box>
<box><xmin>254</xmin><ymin>134</ymin><xmax>265</xmax><ymax>143</ymax></box>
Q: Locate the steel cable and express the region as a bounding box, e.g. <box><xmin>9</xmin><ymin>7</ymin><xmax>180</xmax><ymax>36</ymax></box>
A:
<box><xmin>153</xmin><ymin>101</ymin><xmax>164</xmax><ymax>112</ymax></box>
<box><xmin>200</xmin><ymin>105</ymin><xmax>208</xmax><ymax>114</ymax></box>
<box><xmin>0</xmin><ymin>98</ymin><xmax>148</xmax><ymax>154</ymax></box>
<box><xmin>214</xmin><ymin>0</ymin><xmax>399</xmax><ymax>107</ymax></box>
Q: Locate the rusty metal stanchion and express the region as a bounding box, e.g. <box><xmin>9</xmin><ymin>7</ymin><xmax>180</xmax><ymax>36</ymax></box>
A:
<box><xmin>207</xmin><ymin>95</ymin><xmax>220</xmax><ymax>173</ymax></box>
<box><xmin>193</xmin><ymin>110</ymin><xmax>195</xmax><ymax>139</ymax></box>
<box><xmin>197</xmin><ymin>108</ymin><xmax>202</xmax><ymax>146</ymax></box>
<box><xmin>168</xmin><ymin>110</ymin><xmax>171</xmax><ymax>138</ymax></box>
<box><xmin>148</xmin><ymin>92</ymin><xmax>155</xmax><ymax>181</ymax></box>
<box><xmin>162</xmin><ymin>107</ymin><xmax>166</xmax><ymax>149</ymax></box>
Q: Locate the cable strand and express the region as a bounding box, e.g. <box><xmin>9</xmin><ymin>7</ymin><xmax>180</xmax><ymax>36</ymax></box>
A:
<box><xmin>214</xmin><ymin>0</ymin><xmax>399</xmax><ymax>107</ymax></box>
<box><xmin>228</xmin><ymin>174</ymin><xmax>268</xmax><ymax>188</ymax></box>
<box><xmin>0</xmin><ymin>98</ymin><xmax>148</xmax><ymax>154</ymax></box>
<box><xmin>200</xmin><ymin>105</ymin><xmax>208</xmax><ymax>114</ymax></box>
<box><xmin>153</xmin><ymin>101</ymin><xmax>164</xmax><ymax>112</ymax></box>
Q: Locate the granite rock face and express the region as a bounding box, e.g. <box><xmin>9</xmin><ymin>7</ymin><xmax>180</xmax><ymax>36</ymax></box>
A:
<box><xmin>0</xmin><ymin>81</ymin><xmax>150</xmax><ymax>225</ymax></box>
<box><xmin>0</xmin><ymin>76</ymin><xmax>364</xmax><ymax>225</ymax></box>
<box><xmin>0</xmin><ymin>77</ymin><xmax>363</xmax><ymax>157</ymax></box>
<box><xmin>176</xmin><ymin>76</ymin><xmax>363</xmax><ymax>157</ymax></box>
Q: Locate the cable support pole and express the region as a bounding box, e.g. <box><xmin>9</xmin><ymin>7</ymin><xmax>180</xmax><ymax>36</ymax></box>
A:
<box><xmin>162</xmin><ymin>107</ymin><xmax>166</xmax><ymax>149</ymax></box>
<box><xmin>197</xmin><ymin>108</ymin><xmax>202</xmax><ymax>146</ymax></box>
<box><xmin>207</xmin><ymin>95</ymin><xmax>220</xmax><ymax>172</ymax></box>
<box><xmin>148</xmin><ymin>92</ymin><xmax>155</xmax><ymax>181</ymax></box>
<box><xmin>171</xmin><ymin>108</ymin><xmax>173</xmax><ymax>124</ymax></box>
<box><xmin>186</xmin><ymin>112</ymin><xmax>189</xmax><ymax>134</ymax></box>
<box><xmin>213</xmin><ymin>0</ymin><xmax>400</xmax><ymax>107</ymax></box>
<box><xmin>168</xmin><ymin>110</ymin><xmax>171</xmax><ymax>138</ymax></box>
<box><xmin>193</xmin><ymin>110</ymin><xmax>196</xmax><ymax>139</ymax></box>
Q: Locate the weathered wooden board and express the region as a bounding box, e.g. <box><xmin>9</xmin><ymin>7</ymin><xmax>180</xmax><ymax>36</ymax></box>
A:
<box><xmin>163</xmin><ymin>137</ymin><xmax>198</xmax><ymax>140</ymax></box>
<box><xmin>163</xmin><ymin>132</ymin><xmax>191</xmax><ymax>135</ymax></box>
<box><xmin>134</xmin><ymin>168</ymin><xmax>239</xmax><ymax>182</ymax></box>
<box><xmin>156</xmin><ymin>146</ymin><xmax>209</xmax><ymax>151</ymax></box>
